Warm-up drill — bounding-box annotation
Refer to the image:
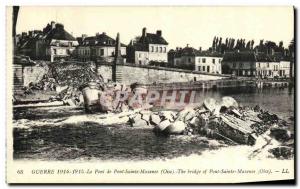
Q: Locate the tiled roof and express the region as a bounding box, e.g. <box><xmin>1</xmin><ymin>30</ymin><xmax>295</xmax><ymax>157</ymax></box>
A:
<box><xmin>79</xmin><ymin>33</ymin><xmax>126</xmax><ymax>47</ymax></box>
<box><xmin>172</xmin><ymin>47</ymin><xmax>223</xmax><ymax>58</ymax></box>
<box><xmin>44</xmin><ymin>24</ymin><xmax>76</xmax><ymax>41</ymax></box>
<box><xmin>138</xmin><ymin>33</ymin><xmax>168</xmax><ymax>45</ymax></box>
<box><xmin>223</xmin><ymin>51</ymin><xmax>280</xmax><ymax>62</ymax></box>
<box><xmin>223</xmin><ymin>52</ymin><xmax>256</xmax><ymax>62</ymax></box>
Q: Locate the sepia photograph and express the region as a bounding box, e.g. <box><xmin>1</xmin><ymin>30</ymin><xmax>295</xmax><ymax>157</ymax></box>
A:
<box><xmin>6</xmin><ymin>6</ymin><xmax>295</xmax><ymax>184</ymax></box>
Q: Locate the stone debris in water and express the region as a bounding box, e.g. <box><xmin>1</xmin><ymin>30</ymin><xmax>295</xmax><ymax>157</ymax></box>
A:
<box><xmin>122</xmin><ymin>96</ymin><xmax>293</xmax><ymax>159</ymax></box>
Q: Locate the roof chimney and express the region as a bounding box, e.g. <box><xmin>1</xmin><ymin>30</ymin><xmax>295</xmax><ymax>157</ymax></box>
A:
<box><xmin>28</xmin><ymin>31</ymin><xmax>34</xmax><ymax>37</ymax></box>
<box><xmin>102</xmin><ymin>32</ymin><xmax>106</xmax><ymax>35</ymax></box>
<box><xmin>142</xmin><ymin>27</ymin><xmax>147</xmax><ymax>37</ymax></box>
<box><xmin>186</xmin><ymin>44</ymin><xmax>189</xmax><ymax>47</ymax></box>
<box><xmin>51</xmin><ymin>21</ymin><xmax>55</xmax><ymax>29</ymax></box>
<box><xmin>156</xmin><ymin>30</ymin><xmax>162</xmax><ymax>37</ymax></box>
<box><xmin>199</xmin><ymin>47</ymin><xmax>202</xmax><ymax>52</ymax></box>
<box><xmin>82</xmin><ymin>34</ymin><xmax>87</xmax><ymax>40</ymax></box>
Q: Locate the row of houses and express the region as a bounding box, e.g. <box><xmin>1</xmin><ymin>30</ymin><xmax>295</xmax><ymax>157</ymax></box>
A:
<box><xmin>16</xmin><ymin>21</ymin><xmax>292</xmax><ymax>78</ymax></box>
<box><xmin>222</xmin><ymin>52</ymin><xmax>291</xmax><ymax>78</ymax></box>
<box><xmin>16</xmin><ymin>21</ymin><xmax>168</xmax><ymax>65</ymax></box>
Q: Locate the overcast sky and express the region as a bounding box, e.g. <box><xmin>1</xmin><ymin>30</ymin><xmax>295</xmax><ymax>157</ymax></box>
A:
<box><xmin>16</xmin><ymin>6</ymin><xmax>294</xmax><ymax>49</ymax></box>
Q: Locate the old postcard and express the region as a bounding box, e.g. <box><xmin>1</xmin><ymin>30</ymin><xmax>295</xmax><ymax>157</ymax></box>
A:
<box><xmin>6</xmin><ymin>6</ymin><xmax>295</xmax><ymax>183</ymax></box>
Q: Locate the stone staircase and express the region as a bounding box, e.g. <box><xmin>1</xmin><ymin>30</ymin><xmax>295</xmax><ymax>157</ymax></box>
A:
<box><xmin>13</xmin><ymin>64</ymin><xmax>24</xmax><ymax>95</ymax></box>
<box><xmin>116</xmin><ymin>69</ymin><xmax>123</xmax><ymax>83</ymax></box>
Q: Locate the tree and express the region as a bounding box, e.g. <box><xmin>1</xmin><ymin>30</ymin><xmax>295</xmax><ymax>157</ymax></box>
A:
<box><xmin>246</xmin><ymin>41</ymin><xmax>251</xmax><ymax>50</ymax></box>
<box><xmin>250</xmin><ymin>40</ymin><xmax>255</xmax><ymax>50</ymax></box>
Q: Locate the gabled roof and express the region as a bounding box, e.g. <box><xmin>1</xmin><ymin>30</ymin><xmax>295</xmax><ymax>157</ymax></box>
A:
<box><xmin>223</xmin><ymin>52</ymin><xmax>256</xmax><ymax>62</ymax></box>
<box><xmin>79</xmin><ymin>33</ymin><xmax>126</xmax><ymax>47</ymax></box>
<box><xmin>171</xmin><ymin>47</ymin><xmax>223</xmax><ymax>58</ymax></box>
<box><xmin>223</xmin><ymin>51</ymin><xmax>280</xmax><ymax>62</ymax></box>
<box><xmin>44</xmin><ymin>24</ymin><xmax>76</xmax><ymax>41</ymax></box>
<box><xmin>138</xmin><ymin>33</ymin><xmax>168</xmax><ymax>45</ymax></box>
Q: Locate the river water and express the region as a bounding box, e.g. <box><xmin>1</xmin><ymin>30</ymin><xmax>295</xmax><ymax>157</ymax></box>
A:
<box><xmin>13</xmin><ymin>87</ymin><xmax>294</xmax><ymax>161</ymax></box>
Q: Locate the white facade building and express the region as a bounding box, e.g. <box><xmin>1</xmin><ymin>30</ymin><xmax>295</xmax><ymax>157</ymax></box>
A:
<box><xmin>127</xmin><ymin>28</ymin><xmax>168</xmax><ymax>65</ymax></box>
<box><xmin>195</xmin><ymin>56</ymin><xmax>223</xmax><ymax>74</ymax></box>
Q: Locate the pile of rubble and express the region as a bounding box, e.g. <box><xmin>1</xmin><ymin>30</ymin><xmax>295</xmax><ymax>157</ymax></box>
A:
<box><xmin>21</xmin><ymin>62</ymin><xmax>103</xmax><ymax>105</ymax></box>
<box><xmin>126</xmin><ymin>97</ymin><xmax>293</xmax><ymax>159</ymax></box>
<box><xmin>48</xmin><ymin>62</ymin><xmax>100</xmax><ymax>89</ymax></box>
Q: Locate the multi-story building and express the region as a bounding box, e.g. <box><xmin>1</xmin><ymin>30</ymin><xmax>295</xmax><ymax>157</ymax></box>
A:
<box><xmin>169</xmin><ymin>46</ymin><xmax>223</xmax><ymax>74</ymax></box>
<box><xmin>75</xmin><ymin>32</ymin><xmax>126</xmax><ymax>63</ymax></box>
<box><xmin>127</xmin><ymin>28</ymin><xmax>168</xmax><ymax>65</ymax></box>
<box><xmin>194</xmin><ymin>54</ymin><xmax>223</xmax><ymax>74</ymax></box>
<box><xmin>222</xmin><ymin>51</ymin><xmax>291</xmax><ymax>78</ymax></box>
<box><xmin>17</xmin><ymin>21</ymin><xmax>78</xmax><ymax>62</ymax></box>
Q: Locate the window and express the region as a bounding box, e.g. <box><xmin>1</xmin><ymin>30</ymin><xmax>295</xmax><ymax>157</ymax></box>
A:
<box><xmin>198</xmin><ymin>58</ymin><xmax>201</xmax><ymax>63</ymax></box>
<box><xmin>68</xmin><ymin>42</ymin><xmax>72</xmax><ymax>47</ymax></box>
<box><xmin>156</xmin><ymin>47</ymin><xmax>158</xmax><ymax>52</ymax></box>
<box><xmin>188</xmin><ymin>58</ymin><xmax>191</xmax><ymax>63</ymax></box>
<box><xmin>164</xmin><ymin>47</ymin><xmax>166</xmax><ymax>53</ymax></box>
<box><xmin>160</xmin><ymin>47</ymin><xmax>162</xmax><ymax>53</ymax></box>
<box><xmin>207</xmin><ymin>66</ymin><xmax>210</xmax><ymax>72</ymax></box>
<box><xmin>151</xmin><ymin>46</ymin><xmax>154</xmax><ymax>52</ymax></box>
<box><xmin>139</xmin><ymin>53</ymin><xmax>142</xmax><ymax>58</ymax></box>
<box><xmin>267</xmin><ymin>63</ymin><xmax>270</xmax><ymax>68</ymax></box>
<box><xmin>202</xmin><ymin>66</ymin><xmax>205</xmax><ymax>71</ymax></box>
<box><xmin>53</xmin><ymin>49</ymin><xmax>57</xmax><ymax>55</ymax></box>
<box><xmin>202</xmin><ymin>58</ymin><xmax>206</xmax><ymax>63</ymax></box>
<box><xmin>239</xmin><ymin>63</ymin><xmax>243</xmax><ymax>68</ymax></box>
<box><xmin>198</xmin><ymin>66</ymin><xmax>201</xmax><ymax>71</ymax></box>
<box><xmin>100</xmin><ymin>49</ymin><xmax>104</xmax><ymax>56</ymax></box>
<box><xmin>212</xmin><ymin>59</ymin><xmax>215</xmax><ymax>64</ymax></box>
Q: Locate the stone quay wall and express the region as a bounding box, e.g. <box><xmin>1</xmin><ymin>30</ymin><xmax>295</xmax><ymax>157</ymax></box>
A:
<box><xmin>97</xmin><ymin>63</ymin><xmax>228</xmax><ymax>85</ymax></box>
